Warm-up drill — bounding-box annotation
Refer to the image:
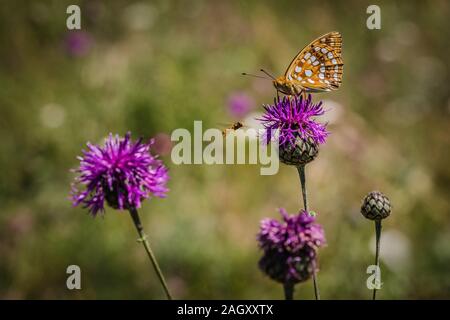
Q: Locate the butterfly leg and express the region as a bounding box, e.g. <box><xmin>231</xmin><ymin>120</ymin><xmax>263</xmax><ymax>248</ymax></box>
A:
<box><xmin>276</xmin><ymin>90</ymin><xmax>280</xmax><ymax>103</ymax></box>
<box><xmin>301</xmin><ymin>90</ymin><xmax>307</xmax><ymax>101</ymax></box>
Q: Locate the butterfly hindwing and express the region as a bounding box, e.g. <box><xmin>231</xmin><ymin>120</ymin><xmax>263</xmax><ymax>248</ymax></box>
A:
<box><xmin>285</xmin><ymin>31</ymin><xmax>343</xmax><ymax>92</ymax></box>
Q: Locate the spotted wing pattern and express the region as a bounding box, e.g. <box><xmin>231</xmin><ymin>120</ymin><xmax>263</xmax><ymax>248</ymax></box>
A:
<box><xmin>285</xmin><ymin>32</ymin><xmax>343</xmax><ymax>92</ymax></box>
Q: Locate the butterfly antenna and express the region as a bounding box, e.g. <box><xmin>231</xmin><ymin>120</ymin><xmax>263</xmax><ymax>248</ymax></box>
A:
<box><xmin>260</xmin><ymin>69</ymin><xmax>276</xmax><ymax>80</ymax></box>
<box><xmin>241</xmin><ymin>72</ymin><xmax>271</xmax><ymax>80</ymax></box>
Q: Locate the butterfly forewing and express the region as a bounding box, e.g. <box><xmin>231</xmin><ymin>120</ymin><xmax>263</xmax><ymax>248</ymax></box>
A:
<box><xmin>285</xmin><ymin>31</ymin><xmax>343</xmax><ymax>92</ymax></box>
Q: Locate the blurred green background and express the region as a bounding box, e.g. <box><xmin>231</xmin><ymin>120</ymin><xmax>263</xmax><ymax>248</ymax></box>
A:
<box><xmin>0</xmin><ymin>0</ymin><xmax>449</xmax><ymax>299</ymax></box>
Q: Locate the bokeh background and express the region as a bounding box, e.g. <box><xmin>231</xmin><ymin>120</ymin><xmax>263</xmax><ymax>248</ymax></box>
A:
<box><xmin>1</xmin><ymin>0</ymin><xmax>449</xmax><ymax>299</ymax></box>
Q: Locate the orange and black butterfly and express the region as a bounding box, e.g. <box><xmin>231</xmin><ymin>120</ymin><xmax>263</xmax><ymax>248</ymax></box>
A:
<box><xmin>273</xmin><ymin>31</ymin><xmax>343</xmax><ymax>96</ymax></box>
<box><xmin>245</xmin><ymin>32</ymin><xmax>343</xmax><ymax>97</ymax></box>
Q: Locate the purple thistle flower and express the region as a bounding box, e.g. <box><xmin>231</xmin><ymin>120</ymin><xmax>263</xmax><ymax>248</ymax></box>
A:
<box><xmin>71</xmin><ymin>133</ymin><xmax>169</xmax><ymax>216</ymax></box>
<box><xmin>64</xmin><ymin>31</ymin><xmax>92</xmax><ymax>57</ymax></box>
<box><xmin>259</xmin><ymin>95</ymin><xmax>328</xmax><ymax>146</ymax></box>
<box><xmin>227</xmin><ymin>92</ymin><xmax>255</xmax><ymax>118</ymax></box>
<box><xmin>257</xmin><ymin>208</ymin><xmax>326</xmax><ymax>284</ymax></box>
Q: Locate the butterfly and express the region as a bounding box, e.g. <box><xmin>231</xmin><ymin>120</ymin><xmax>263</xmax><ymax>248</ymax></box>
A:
<box><xmin>272</xmin><ymin>31</ymin><xmax>343</xmax><ymax>96</ymax></box>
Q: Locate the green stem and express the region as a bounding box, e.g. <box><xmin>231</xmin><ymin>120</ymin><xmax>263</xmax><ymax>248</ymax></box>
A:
<box><xmin>297</xmin><ymin>165</ymin><xmax>320</xmax><ymax>300</ymax></box>
<box><xmin>129</xmin><ymin>208</ymin><xmax>173</xmax><ymax>300</ymax></box>
<box><xmin>373</xmin><ymin>219</ymin><xmax>382</xmax><ymax>300</ymax></box>
<box><xmin>284</xmin><ymin>282</ymin><xmax>294</xmax><ymax>300</ymax></box>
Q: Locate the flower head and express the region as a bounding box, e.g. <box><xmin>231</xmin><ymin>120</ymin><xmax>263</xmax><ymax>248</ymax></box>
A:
<box><xmin>71</xmin><ymin>133</ymin><xmax>169</xmax><ymax>215</ymax></box>
<box><xmin>227</xmin><ymin>92</ymin><xmax>255</xmax><ymax>118</ymax></box>
<box><xmin>257</xmin><ymin>208</ymin><xmax>326</xmax><ymax>284</ymax></box>
<box><xmin>152</xmin><ymin>133</ymin><xmax>173</xmax><ymax>156</ymax></box>
<box><xmin>65</xmin><ymin>31</ymin><xmax>92</xmax><ymax>57</ymax></box>
<box><xmin>361</xmin><ymin>190</ymin><xmax>392</xmax><ymax>220</ymax></box>
<box><xmin>259</xmin><ymin>95</ymin><xmax>328</xmax><ymax>146</ymax></box>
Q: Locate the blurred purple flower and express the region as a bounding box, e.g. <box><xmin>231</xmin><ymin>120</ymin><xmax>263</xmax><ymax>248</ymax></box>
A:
<box><xmin>71</xmin><ymin>133</ymin><xmax>169</xmax><ymax>216</ymax></box>
<box><xmin>65</xmin><ymin>31</ymin><xmax>92</xmax><ymax>57</ymax></box>
<box><xmin>259</xmin><ymin>95</ymin><xmax>328</xmax><ymax>146</ymax></box>
<box><xmin>227</xmin><ymin>92</ymin><xmax>255</xmax><ymax>118</ymax></box>
<box><xmin>257</xmin><ymin>208</ymin><xmax>326</xmax><ymax>284</ymax></box>
<box><xmin>152</xmin><ymin>133</ymin><xmax>173</xmax><ymax>156</ymax></box>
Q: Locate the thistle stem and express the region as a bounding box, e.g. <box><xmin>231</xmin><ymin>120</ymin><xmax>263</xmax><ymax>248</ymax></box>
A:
<box><xmin>311</xmin><ymin>260</ymin><xmax>320</xmax><ymax>300</ymax></box>
<box><xmin>373</xmin><ymin>219</ymin><xmax>382</xmax><ymax>300</ymax></box>
<box><xmin>297</xmin><ymin>165</ymin><xmax>320</xmax><ymax>300</ymax></box>
<box><xmin>129</xmin><ymin>208</ymin><xmax>173</xmax><ymax>300</ymax></box>
<box><xmin>298</xmin><ymin>165</ymin><xmax>308</xmax><ymax>211</ymax></box>
<box><xmin>284</xmin><ymin>282</ymin><xmax>294</xmax><ymax>300</ymax></box>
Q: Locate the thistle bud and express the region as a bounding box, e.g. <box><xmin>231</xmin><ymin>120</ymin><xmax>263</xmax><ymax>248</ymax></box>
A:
<box><xmin>278</xmin><ymin>136</ymin><xmax>319</xmax><ymax>166</ymax></box>
<box><xmin>361</xmin><ymin>191</ymin><xmax>391</xmax><ymax>220</ymax></box>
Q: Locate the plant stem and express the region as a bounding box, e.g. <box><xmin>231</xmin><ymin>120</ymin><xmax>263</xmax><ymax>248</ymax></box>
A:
<box><xmin>284</xmin><ymin>282</ymin><xmax>294</xmax><ymax>300</ymax></box>
<box><xmin>373</xmin><ymin>219</ymin><xmax>382</xmax><ymax>300</ymax></box>
<box><xmin>297</xmin><ymin>165</ymin><xmax>320</xmax><ymax>300</ymax></box>
<box><xmin>311</xmin><ymin>260</ymin><xmax>320</xmax><ymax>300</ymax></box>
<box><xmin>129</xmin><ymin>208</ymin><xmax>173</xmax><ymax>300</ymax></box>
<box><xmin>298</xmin><ymin>165</ymin><xmax>308</xmax><ymax>211</ymax></box>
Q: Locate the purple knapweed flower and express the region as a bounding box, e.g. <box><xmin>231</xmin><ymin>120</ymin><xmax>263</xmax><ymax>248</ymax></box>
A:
<box><xmin>259</xmin><ymin>95</ymin><xmax>328</xmax><ymax>146</ymax></box>
<box><xmin>227</xmin><ymin>92</ymin><xmax>255</xmax><ymax>118</ymax></box>
<box><xmin>65</xmin><ymin>31</ymin><xmax>92</xmax><ymax>57</ymax></box>
<box><xmin>257</xmin><ymin>208</ymin><xmax>326</xmax><ymax>284</ymax></box>
<box><xmin>71</xmin><ymin>133</ymin><xmax>169</xmax><ymax>216</ymax></box>
<box><xmin>152</xmin><ymin>133</ymin><xmax>173</xmax><ymax>156</ymax></box>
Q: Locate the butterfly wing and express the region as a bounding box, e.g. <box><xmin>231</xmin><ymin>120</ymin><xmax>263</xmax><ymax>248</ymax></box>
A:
<box><xmin>284</xmin><ymin>31</ymin><xmax>343</xmax><ymax>92</ymax></box>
